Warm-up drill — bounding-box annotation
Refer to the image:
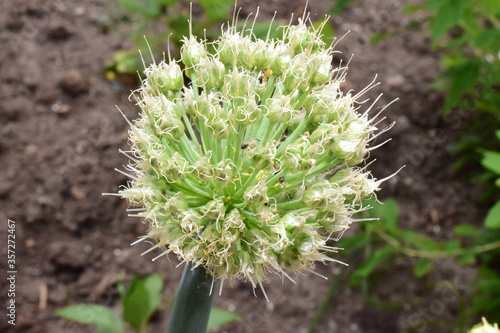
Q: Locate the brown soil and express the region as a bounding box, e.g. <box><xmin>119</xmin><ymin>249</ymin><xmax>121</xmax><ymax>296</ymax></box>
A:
<box><xmin>0</xmin><ymin>0</ymin><xmax>485</xmax><ymax>332</ymax></box>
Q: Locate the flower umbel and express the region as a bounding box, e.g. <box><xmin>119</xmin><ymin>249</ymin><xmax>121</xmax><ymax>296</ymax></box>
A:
<box><xmin>118</xmin><ymin>14</ymin><xmax>392</xmax><ymax>291</ymax></box>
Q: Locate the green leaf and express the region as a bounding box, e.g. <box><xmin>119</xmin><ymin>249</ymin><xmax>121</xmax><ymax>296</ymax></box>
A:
<box><xmin>457</xmin><ymin>248</ymin><xmax>476</xmax><ymax>265</ymax></box>
<box><xmin>123</xmin><ymin>274</ymin><xmax>163</xmax><ymax>332</ymax></box>
<box><xmin>312</xmin><ymin>20</ymin><xmax>335</xmax><ymax>47</ymax></box>
<box><xmin>478</xmin><ymin>0</ymin><xmax>500</xmax><ymax>16</ymax></box>
<box><xmin>329</xmin><ymin>0</ymin><xmax>356</xmax><ymax>15</ymax></box>
<box><xmin>485</xmin><ymin>201</ymin><xmax>500</xmax><ymax>229</ymax></box>
<box><xmin>476</xmin><ymin>267</ymin><xmax>500</xmax><ymax>290</ymax></box>
<box><xmin>481</xmin><ymin>150</ymin><xmax>500</xmax><ymax>175</ymax></box>
<box><xmin>413</xmin><ymin>258</ymin><xmax>433</xmax><ymax>277</ymax></box>
<box><xmin>444</xmin><ymin>239</ymin><xmax>461</xmax><ymax>252</ymax></box>
<box><xmin>166</xmin><ymin>14</ymin><xmax>190</xmax><ymax>47</ymax></box>
<box><xmin>109</xmin><ymin>50</ymin><xmax>143</xmax><ymax>75</ymax></box>
<box><xmin>472</xmin><ymin>29</ymin><xmax>500</xmax><ymax>54</ymax></box>
<box><xmin>207</xmin><ymin>308</ymin><xmax>241</xmax><ymax>331</ymax></box>
<box><xmin>442</xmin><ymin>60</ymin><xmax>481</xmax><ymax>110</ymax></box>
<box><xmin>350</xmin><ymin>246</ymin><xmax>398</xmax><ymax>285</ymax></box>
<box><xmin>424</xmin><ymin>0</ymin><xmax>447</xmax><ymax>12</ymax></box>
<box><xmin>156</xmin><ymin>0</ymin><xmax>180</xmax><ymax>5</ymax></box>
<box><xmin>402</xmin><ymin>4</ymin><xmax>423</xmax><ymax>14</ymax></box>
<box><xmin>400</xmin><ymin>231</ymin><xmax>441</xmax><ymax>251</ymax></box>
<box><xmin>366</xmin><ymin>198</ymin><xmax>399</xmax><ymax>229</ymax></box>
<box><xmin>336</xmin><ymin>233</ymin><xmax>370</xmax><ymax>253</ymax></box>
<box><xmin>495</xmin><ymin>130</ymin><xmax>500</xmax><ymax>141</ymax></box>
<box><xmin>198</xmin><ymin>0</ymin><xmax>233</xmax><ymax>21</ymax></box>
<box><xmin>240</xmin><ymin>21</ymin><xmax>282</xmax><ymax>41</ymax></box>
<box><xmin>370</xmin><ymin>32</ymin><xmax>389</xmax><ymax>44</ymax></box>
<box><xmin>453</xmin><ymin>223</ymin><xmax>479</xmax><ymax>237</ymax></box>
<box><xmin>430</xmin><ymin>0</ymin><xmax>467</xmax><ymax>41</ymax></box>
<box><xmin>55</xmin><ymin>304</ymin><xmax>123</xmax><ymax>333</ymax></box>
<box><xmin>116</xmin><ymin>0</ymin><xmax>162</xmax><ymax>18</ymax></box>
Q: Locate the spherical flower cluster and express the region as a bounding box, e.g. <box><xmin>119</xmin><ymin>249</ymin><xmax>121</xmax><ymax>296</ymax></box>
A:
<box><xmin>118</xmin><ymin>16</ymin><xmax>391</xmax><ymax>291</ymax></box>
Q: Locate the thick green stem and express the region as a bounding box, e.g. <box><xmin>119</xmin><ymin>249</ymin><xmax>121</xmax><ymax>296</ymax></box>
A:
<box><xmin>167</xmin><ymin>262</ymin><xmax>216</xmax><ymax>333</ymax></box>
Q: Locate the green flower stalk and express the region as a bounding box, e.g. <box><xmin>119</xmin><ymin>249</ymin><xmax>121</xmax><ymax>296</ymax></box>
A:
<box><xmin>117</xmin><ymin>14</ymin><xmax>393</xmax><ymax>297</ymax></box>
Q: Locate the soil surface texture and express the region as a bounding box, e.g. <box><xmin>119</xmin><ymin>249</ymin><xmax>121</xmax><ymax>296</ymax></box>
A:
<box><xmin>0</xmin><ymin>0</ymin><xmax>485</xmax><ymax>332</ymax></box>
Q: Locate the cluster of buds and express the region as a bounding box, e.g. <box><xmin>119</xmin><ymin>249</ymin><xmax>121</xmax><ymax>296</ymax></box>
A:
<box><xmin>117</xmin><ymin>14</ymin><xmax>393</xmax><ymax>294</ymax></box>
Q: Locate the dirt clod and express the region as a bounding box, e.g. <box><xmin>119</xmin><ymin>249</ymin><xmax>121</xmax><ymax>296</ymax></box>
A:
<box><xmin>45</xmin><ymin>25</ymin><xmax>73</xmax><ymax>41</ymax></box>
<box><xmin>59</xmin><ymin>69</ymin><xmax>90</xmax><ymax>97</ymax></box>
<box><xmin>49</xmin><ymin>241</ymin><xmax>90</xmax><ymax>271</ymax></box>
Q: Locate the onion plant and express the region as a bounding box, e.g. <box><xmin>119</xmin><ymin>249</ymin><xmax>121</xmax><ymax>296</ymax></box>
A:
<box><xmin>114</xmin><ymin>9</ymin><xmax>394</xmax><ymax>332</ymax></box>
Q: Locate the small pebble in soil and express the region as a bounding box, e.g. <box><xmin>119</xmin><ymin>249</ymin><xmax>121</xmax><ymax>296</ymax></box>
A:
<box><xmin>25</xmin><ymin>239</ymin><xmax>36</xmax><ymax>249</ymax></box>
<box><xmin>51</xmin><ymin>100</ymin><xmax>71</xmax><ymax>114</ymax></box>
<box><xmin>59</xmin><ymin>69</ymin><xmax>90</xmax><ymax>97</ymax></box>
<box><xmin>70</xmin><ymin>186</ymin><xmax>86</xmax><ymax>200</ymax></box>
<box><xmin>74</xmin><ymin>6</ymin><xmax>86</xmax><ymax>16</ymax></box>
<box><xmin>387</xmin><ymin>74</ymin><xmax>405</xmax><ymax>87</ymax></box>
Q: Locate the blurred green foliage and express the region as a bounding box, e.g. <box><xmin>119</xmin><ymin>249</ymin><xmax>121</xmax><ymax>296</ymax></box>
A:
<box><xmin>413</xmin><ymin>2</ymin><xmax>500</xmax><ymax>324</ymax></box>
<box><xmin>328</xmin><ymin>0</ymin><xmax>358</xmax><ymax>15</ymax></box>
<box><xmin>105</xmin><ymin>0</ymin><xmax>234</xmax><ymax>81</ymax></box>
<box><xmin>105</xmin><ymin>0</ymin><xmax>335</xmax><ymax>83</ymax></box>
<box><xmin>402</xmin><ymin>1</ymin><xmax>500</xmax><ymax>114</ymax></box>
<box><xmin>481</xmin><ymin>130</ymin><xmax>500</xmax><ymax>229</ymax></box>
<box><xmin>369</xmin><ymin>1</ymin><xmax>500</xmax><ymax>183</ymax></box>
<box><xmin>309</xmin><ymin>1</ymin><xmax>500</xmax><ymax>330</ymax></box>
<box><xmin>321</xmin><ymin>198</ymin><xmax>500</xmax><ymax>331</ymax></box>
<box><xmin>410</xmin><ymin>1</ymin><xmax>500</xmax><ymax>182</ymax></box>
<box><xmin>357</xmin><ymin>1</ymin><xmax>500</xmax><ymax>327</ymax></box>
<box><xmin>56</xmin><ymin>273</ymin><xmax>162</xmax><ymax>333</ymax></box>
<box><xmin>55</xmin><ymin>273</ymin><xmax>240</xmax><ymax>332</ymax></box>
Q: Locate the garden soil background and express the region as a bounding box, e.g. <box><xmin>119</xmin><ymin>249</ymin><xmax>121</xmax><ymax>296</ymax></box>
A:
<box><xmin>0</xmin><ymin>0</ymin><xmax>487</xmax><ymax>332</ymax></box>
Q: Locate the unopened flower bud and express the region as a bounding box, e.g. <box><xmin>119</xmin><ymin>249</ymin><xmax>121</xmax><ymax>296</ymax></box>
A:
<box><xmin>266</xmin><ymin>95</ymin><xmax>294</xmax><ymax>123</ymax></box>
<box><xmin>222</xmin><ymin>70</ymin><xmax>255</xmax><ymax>98</ymax></box>
<box><xmin>191</xmin><ymin>57</ymin><xmax>226</xmax><ymax>89</ymax></box>
<box><xmin>251</xmin><ymin>40</ymin><xmax>274</xmax><ymax>69</ymax></box>
<box><xmin>311</xmin><ymin>52</ymin><xmax>332</xmax><ymax>86</ymax></box>
<box><xmin>283</xmin><ymin>54</ymin><xmax>315</xmax><ymax>91</ymax></box>
<box><xmin>270</xmin><ymin>48</ymin><xmax>294</xmax><ymax>74</ymax></box>
<box><xmin>181</xmin><ymin>36</ymin><xmax>207</xmax><ymax>68</ymax></box>
<box><xmin>287</xmin><ymin>22</ymin><xmax>314</xmax><ymax>52</ymax></box>
<box><xmin>145</xmin><ymin>61</ymin><xmax>184</xmax><ymax>94</ymax></box>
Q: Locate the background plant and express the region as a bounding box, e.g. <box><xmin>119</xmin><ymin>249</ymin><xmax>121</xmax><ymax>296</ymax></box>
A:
<box><xmin>405</xmin><ymin>0</ymin><xmax>500</xmax><ymax>325</ymax></box>
<box><xmin>104</xmin><ymin>0</ymin><xmax>336</xmax><ymax>82</ymax></box>
<box><xmin>306</xmin><ymin>0</ymin><xmax>500</xmax><ymax>330</ymax></box>
<box><xmin>104</xmin><ymin>0</ymin><xmax>234</xmax><ymax>81</ymax></box>
<box><xmin>368</xmin><ymin>1</ymin><xmax>500</xmax><ymax>179</ymax></box>
<box><xmin>307</xmin><ymin>197</ymin><xmax>500</xmax><ymax>332</ymax></box>
<box><xmin>55</xmin><ymin>273</ymin><xmax>239</xmax><ymax>333</ymax></box>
